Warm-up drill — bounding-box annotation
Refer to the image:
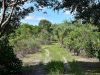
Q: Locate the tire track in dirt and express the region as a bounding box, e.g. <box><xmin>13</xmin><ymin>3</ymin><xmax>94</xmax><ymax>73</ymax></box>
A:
<box><xmin>44</xmin><ymin>49</ymin><xmax>51</xmax><ymax>63</ymax></box>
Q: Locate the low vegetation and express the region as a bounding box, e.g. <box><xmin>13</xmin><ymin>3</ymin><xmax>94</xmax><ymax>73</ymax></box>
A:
<box><xmin>45</xmin><ymin>61</ymin><xmax>65</xmax><ymax>75</ymax></box>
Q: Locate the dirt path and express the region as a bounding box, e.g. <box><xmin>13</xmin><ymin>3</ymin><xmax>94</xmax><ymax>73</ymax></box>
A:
<box><xmin>22</xmin><ymin>44</ymin><xmax>73</xmax><ymax>75</ymax></box>
<box><xmin>27</xmin><ymin>48</ymin><xmax>51</xmax><ymax>75</ymax></box>
<box><xmin>75</xmin><ymin>56</ymin><xmax>99</xmax><ymax>62</ymax></box>
<box><xmin>44</xmin><ymin>49</ymin><xmax>50</xmax><ymax>63</ymax></box>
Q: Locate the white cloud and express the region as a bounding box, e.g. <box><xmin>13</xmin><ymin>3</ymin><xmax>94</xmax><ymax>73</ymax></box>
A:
<box><xmin>25</xmin><ymin>16</ymin><xmax>34</xmax><ymax>20</ymax></box>
<box><xmin>65</xmin><ymin>11</ymin><xmax>71</xmax><ymax>15</ymax></box>
<box><xmin>24</xmin><ymin>15</ymin><xmax>46</xmax><ymax>21</ymax></box>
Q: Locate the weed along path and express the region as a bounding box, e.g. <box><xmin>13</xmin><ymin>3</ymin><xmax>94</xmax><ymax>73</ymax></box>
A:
<box><xmin>22</xmin><ymin>43</ymin><xmax>77</xmax><ymax>75</ymax></box>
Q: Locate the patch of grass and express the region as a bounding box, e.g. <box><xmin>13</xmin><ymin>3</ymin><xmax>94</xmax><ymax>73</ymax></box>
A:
<box><xmin>45</xmin><ymin>61</ymin><xmax>65</xmax><ymax>75</ymax></box>
<box><xmin>22</xmin><ymin>43</ymin><xmax>82</xmax><ymax>75</ymax></box>
<box><xmin>42</xmin><ymin>43</ymin><xmax>74</xmax><ymax>61</ymax></box>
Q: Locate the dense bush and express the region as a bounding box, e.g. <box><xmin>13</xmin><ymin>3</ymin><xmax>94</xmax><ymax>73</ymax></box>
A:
<box><xmin>38</xmin><ymin>31</ymin><xmax>52</xmax><ymax>45</ymax></box>
<box><xmin>64</xmin><ymin>24</ymin><xmax>100</xmax><ymax>58</ymax></box>
<box><xmin>0</xmin><ymin>36</ymin><xmax>22</xmax><ymax>75</ymax></box>
<box><xmin>9</xmin><ymin>24</ymin><xmax>41</xmax><ymax>58</ymax></box>
<box><xmin>38</xmin><ymin>19</ymin><xmax>53</xmax><ymax>45</ymax></box>
<box><xmin>45</xmin><ymin>61</ymin><xmax>65</xmax><ymax>74</ymax></box>
<box><xmin>13</xmin><ymin>38</ymin><xmax>40</xmax><ymax>58</ymax></box>
<box><xmin>39</xmin><ymin>19</ymin><xmax>52</xmax><ymax>32</ymax></box>
<box><xmin>53</xmin><ymin>22</ymin><xmax>100</xmax><ymax>59</ymax></box>
<box><xmin>53</xmin><ymin>23</ymin><xmax>74</xmax><ymax>46</ymax></box>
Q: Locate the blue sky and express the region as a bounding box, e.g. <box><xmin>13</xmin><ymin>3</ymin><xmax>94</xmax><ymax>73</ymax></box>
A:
<box><xmin>21</xmin><ymin>3</ymin><xmax>75</xmax><ymax>25</ymax></box>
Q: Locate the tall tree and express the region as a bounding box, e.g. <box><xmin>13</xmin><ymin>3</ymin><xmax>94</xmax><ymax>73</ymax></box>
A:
<box><xmin>53</xmin><ymin>0</ymin><xmax>100</xmax><ymax>31</ymax></box>
<box><xmin>0</xmin><ymin>1</ymin><xmax>33</xmax><ymax>74</ymax></box>
<box><xmin>0</xmin><ymin>0</ymin><xmax>34</xmax><ymax>37</ymax></box>
<box><xmin>39</xmin><ymin>19</ymin><xmax>52</xmax><ymax>32</ymax></box>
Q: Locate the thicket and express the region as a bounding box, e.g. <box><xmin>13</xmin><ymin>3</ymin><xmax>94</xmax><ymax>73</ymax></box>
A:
<box><xmin>38</xmin><ymin>19</ymin><xmax>53</xmax><ymax>45</ymax></box>
<box><xmin>54</xmin><ymin>23</ymin><xmax>100</xmax><ymax>60</ymax></box>
<box><xmin>9</xmin><ymin>24</ymin><xmax>41</xmax><ymax>58</ymax></box>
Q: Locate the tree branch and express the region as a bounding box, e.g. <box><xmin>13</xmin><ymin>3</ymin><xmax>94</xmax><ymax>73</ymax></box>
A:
<box><xmin>1</xmin><ymin>6</ymin><xmax>14</xmax><ymax>29</ymax></box>
<box><xmin>9</xmin><ymin>0</ymin><xmax>27</xmax><ymax>7</ymax></box>
<box><xmin>0</xmin><ymin>0</ymin><xmax>6</xmax><ymax>25</ymax></box>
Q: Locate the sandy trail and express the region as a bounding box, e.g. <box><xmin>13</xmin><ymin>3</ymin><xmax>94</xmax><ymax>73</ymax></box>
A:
<box><xmin>44</xmin><ymin>49</ymin><xmax>51</xmax><ymax>63</ymax></box>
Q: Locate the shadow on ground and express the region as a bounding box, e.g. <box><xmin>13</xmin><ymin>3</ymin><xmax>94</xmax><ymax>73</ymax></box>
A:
<box><xmin>69</xmin><ymin>61</ymin><xmax>100</xmax><ymax>75</ymax></box>
<box><xmin>22</xmin><ymin>61</ymin><xmax>100</xmax><ymax>75</ymax></box>
<box><xmin>22</xmin><ymin>61</ymin><xmax>71</xmax><ymax>75</ymax></box>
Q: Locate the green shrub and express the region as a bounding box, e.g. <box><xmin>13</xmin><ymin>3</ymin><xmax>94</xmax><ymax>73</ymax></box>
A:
<box><xmin>38</xmin><ymin>31</ymin><xmax>52</xmax><ymax>45</ymax></box>
<box><xmin>11</xmin><ymin>38</ymin><xmax>41</xmax><ymax>58</ymax></box>
<box><xmin>64</xmin><ymin>24</ymin><xmax>100</xmax><ymax>57</ymax></box>
<box><xmin>45</xmin><ymin>61</ymin><xmax>64</xmax><ymax>74</ymax></box>
<box><xmin>9</xmin><ymin>24</ymin><xmax>41</xmax><ymax>58</ymax></box>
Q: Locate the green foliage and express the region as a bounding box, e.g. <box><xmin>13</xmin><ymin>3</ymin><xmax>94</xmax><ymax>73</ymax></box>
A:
<box><xmin>38</xmin><ymin>19</ymin><xmax>53</xmax><ymax>44</ymax></box>
<box><xmin>53</xmin><ymin>0</ymin><xmax>100</xmax><ymax>30</ymax></box>
<box><xmin>13</xmin><ymin>38</ymin><xmax>40</xmax><ymax>57</ymax></box>
<box><xmin>63</xmin><ymin>23</ymin><xmax>100</xmax><ymax>57</ymax></box>
<box><xmin>0</xmin><ymin>0</ymin><xmax>34</xmax><ymax>37</ymax></box>
<box><xmin>54</xmin><ymin>23</ymin><xmax>73</xmax><ymax>45</ymax></box>
<box><xmin>9</xmin><ymin>23</ymin><xmax>41</xmax><ymax>58</ymax></box>
<box><xmin>39</xmin><ymin>19</ymin><xmax>52</xmax><ymax>32</ymax></box>
<box><xmin>53</xmin><ymin>22</ymin><xmax>100</xmax><ymax>59</ymax></box>
<box><xmin>45</xmin><ymin>61</ymin><xmax>64</xmax><ymax>75</ymax></box>
<box><xmin>9</xmin><ymin>21</ymin><xmax>100</xmax><ymax>60</ymax></box>
<box><xmin>39</xmin><ymin>31</ymin><xmax>52</xmax><ymax>45</ymax></box>
<box><xmin>0</xmin><ymin>36</ymin><xmax>22</xmax><ymax>75</ymax></box>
